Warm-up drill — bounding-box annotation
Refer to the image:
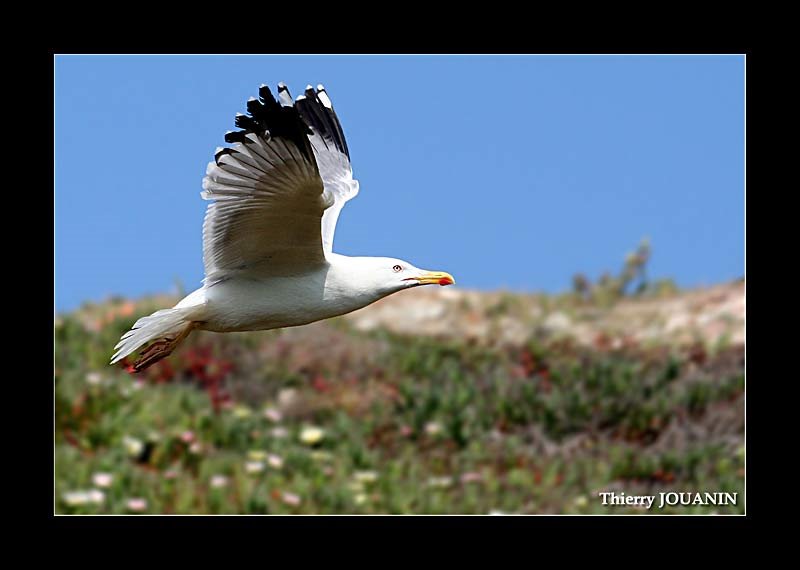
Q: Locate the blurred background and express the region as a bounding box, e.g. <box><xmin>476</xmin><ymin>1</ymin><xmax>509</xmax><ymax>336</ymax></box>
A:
<box><xmin>54</xmin><ymin>55</ymin><xmax>745</xmax><ymax>514</ymax></box>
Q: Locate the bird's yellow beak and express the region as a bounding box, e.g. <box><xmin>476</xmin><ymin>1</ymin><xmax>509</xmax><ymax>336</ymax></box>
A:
<box><xmin>407</xmin><ymin>271</ymin><xmax>456</xmax><ymax>286</ymax></box>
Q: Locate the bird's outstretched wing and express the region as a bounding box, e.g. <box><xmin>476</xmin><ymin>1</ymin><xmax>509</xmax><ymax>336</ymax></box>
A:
<box><xmin>201</xmin><ymin>83</ymin><xmax>359</xmax><ymax>285</ymax></box>
<box><xmin>201</xmin><ymin>83</ymin><xmax>329</xmax><ymax>285</ymax></box>
<box><xmin>294</xmin><ymin>85</ymin><xmax>360</xmax><ymax>255</ymax></box>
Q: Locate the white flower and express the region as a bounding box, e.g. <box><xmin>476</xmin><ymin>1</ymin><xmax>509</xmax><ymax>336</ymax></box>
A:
<box><xmin>87</xmin><ymin>489</ymin><xmax>105</xmax><ymax>504</ymax></box>
<box><xmin>123</xmin><ymin>436</ymin><xmax>144</xmax><ymax>457</ymax></box>
<box><xmin>309</xmin><ymin>450</ymin><xmax>333</xmax><ymax>462</ymax></box>
<box><xmin>86</xmin><ymin>372</ymin><xmax>103</xmax><ymax>385</ymax></box>
<box><xmin>460</xmin><ymin>472</ymin><xmax>483</xmax><ymax>484</ymax></box>
<box><xmin>300</xmin><ymin>426</ymin><xmax>325</xmax><ymax>445</ymax></box>
<box><xmin>277</xmin><ymin>388</ymin><xmax>299</xmax><ymax>409</ymax></box>
<box><xmin>270</xmin><ymin>427</ymin><xmax>289</xmax><ymax>439</ymax></box>
<box><xmin>281</xmin><ymin>492</ymin><xmax>301</xmax><ymax>506</ymax></box>
<box><xmin>267</xmin><ymin>454</ymin><xmax>284</xmax><ymax>469</ymax></box>
<box><xmin>263</xmin><ymin>407</ymin><xmax>282</xmax><ymax>423</ymax></box>
<box><xmin>189</xmin><ymin>442</ymin><xmax>203</xmax><ymax>455</ymax></box>
<box><xmin>574</xmin><ymin>495</ymin><xmax>588</xmax><ymax>508</ymax></box>
<box><xmin>126</xmin><ymin>498</ymin><xmax>147</xmax><ymax>512</ymax></box>
<box><xmin>354</xmin><ymin>493</ymin><xmax>368</xmax><ymax>505</ymax></box>
<box><xmin>210</xmin><ymin>475</ymin><xmax>229</xmax><ymax>489</ymax></box>
<box><xmin>353</xmin><ymin>471</ymin><xmax>378</xmax><ymax>484</ymax></box>
<box><xmin>92</xmin><ymin>472</ymin><xmax>113</xmax><ymax>488</ymax></box>
<box><xmin>245</xmin><ymin>461</ymin><xmax>265</xmax><ymax>474</ymax></box>
<box><xmin>232</xmin><ymin>406</ymin><xmax>252</xmax><ymax>419</ymax></box>
<box><xmin>180</xmin><ymin>431</ymin><xmax>195</xmax><ymax>443</ymax></box>
<box><xmin>424</xmin><ymin>422</ymin><xmax>442</xmax><ymax>436</ymax></box>
<box><xmin>63</xmin><ymin>489</ymin><xmax>105</xmax><ymax>507</ymax></box>
<box><xmin>427</xmin><ymin>476</ymin><xmax>453</xmax><ymax>488</ymax></box>
<box><xmin>247</xmin><ymin>450</ymin><xmax>267</xmax><ymax>462</ymax></box>
<box><xmin>63</xmin><ymin>491</ymin><xmax>90</xmax><ymax>506</ymax></box>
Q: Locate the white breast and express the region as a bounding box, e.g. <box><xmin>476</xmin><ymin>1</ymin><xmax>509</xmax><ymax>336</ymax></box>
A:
<box><xmin>199</xmin><ymin>259</ymin><xmax>384</xmax><ymax>333</ymax></box>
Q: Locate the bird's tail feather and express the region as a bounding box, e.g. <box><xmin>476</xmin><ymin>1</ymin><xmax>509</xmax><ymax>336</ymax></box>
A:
<box><xmin>110</xmin><ymin>307</ymin><xmax>195</xmax><ymax>369</ymax></box>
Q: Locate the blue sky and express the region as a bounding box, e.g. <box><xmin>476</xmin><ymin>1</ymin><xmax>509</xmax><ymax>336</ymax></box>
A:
<box><xmin>55</xmin><ymin>55</ymin><xmax>744</xmax><ymax>311</ymax></box>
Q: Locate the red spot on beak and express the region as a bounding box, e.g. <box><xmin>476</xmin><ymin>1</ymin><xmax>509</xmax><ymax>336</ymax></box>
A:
<box><xmin>439</xmin><ymin>277</ymin><xmax>453</xmax><ymax>286</ymax></box>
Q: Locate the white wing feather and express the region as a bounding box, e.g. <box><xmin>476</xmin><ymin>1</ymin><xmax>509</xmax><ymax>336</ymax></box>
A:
<box><xmin>294</xmin><ymin>85</ymin><xmax>360</xmax><ymax>256</ymax></box>
<box><xmin>310</xmin><ymin>134</ymin><xmax>360</xmax><ymax>255</ymax></box>
<box><xmin>201</xmin><ymin>84</ymin><xmax>359</xmax><ymax>284</ymax></box>
<box><xmin>201</xmin><ymin>133</ymin><xmax>329</xmax><ymax>284</ymax></box>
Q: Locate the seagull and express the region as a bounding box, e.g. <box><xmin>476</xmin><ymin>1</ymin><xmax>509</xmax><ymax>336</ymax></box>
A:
<box><xmin>111</xmin><ymin>83</ymin><xmax>455</xmax><ymax>372</ymax></box>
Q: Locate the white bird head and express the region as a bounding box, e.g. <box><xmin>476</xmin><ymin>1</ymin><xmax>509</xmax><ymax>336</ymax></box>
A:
<box><xmin>337</xmin><ymin>256</ymin><xmax>455</xmax><ymax>298</ymax></box>
<box><xmin>388</xmin><ymin>257</ymin><xmax>455</xmax><ymax>290</ymax></box>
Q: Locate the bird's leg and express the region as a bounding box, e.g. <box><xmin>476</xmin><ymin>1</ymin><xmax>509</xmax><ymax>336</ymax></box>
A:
<box><xmin>132</xmin><ymin>323</ymin><xmax>197</xmax><ymax>373</ymax></box>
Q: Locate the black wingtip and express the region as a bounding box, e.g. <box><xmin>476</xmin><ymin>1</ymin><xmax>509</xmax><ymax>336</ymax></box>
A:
<box><xmin>224</xmin><ymin>130</ymin><xmax>249</xmax><ymax>144</ymax></box>
<box><xmin>219</xmin><ymin>83</ymin><xmax>316</xmax><ymax>161</ymax></box>
<box><xmin>293</xmin><ymin>82</ymin><xmax>349</xmax><ymax>158</ymax></box>
<box><xmin>259</xmin><ymin>84</ymin><xmax>277</xmax><ymax>106</ymax></box>
<box><xmin>234</xmin><ymin>113</ymin><xmax>260</xmax><ymax>131</ymax></box>
<box><xmin>247</xmin><ymin>97</ymin><xmax>265</xmax><ymax>117</ymax></box>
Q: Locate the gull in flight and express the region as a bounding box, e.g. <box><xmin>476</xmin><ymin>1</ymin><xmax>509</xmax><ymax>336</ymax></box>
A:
<box><xmin>111</xmin><ymin>83</ymin><xmax>455</xmax><ymax>372</ymax></box>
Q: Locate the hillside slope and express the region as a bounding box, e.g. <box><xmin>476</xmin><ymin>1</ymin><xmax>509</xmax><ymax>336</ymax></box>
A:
<box><xmin>346</xmin><ymin>281</ymin><xmax>745</xmax><ymax>348</ymax></box>
<box><xmin>54</xmin><ymin>282</ymin><xmax>745</xmax><ymax>514</ymax></box>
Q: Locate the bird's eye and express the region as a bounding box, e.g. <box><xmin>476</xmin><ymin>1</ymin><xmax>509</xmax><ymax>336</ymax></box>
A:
<box><xmin>393</xmin><ymin>264</ymin><xmax>403</xmax><ymax>272</ymax></box>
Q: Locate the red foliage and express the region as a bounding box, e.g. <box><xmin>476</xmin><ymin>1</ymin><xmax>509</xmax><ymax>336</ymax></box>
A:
<box><xmin>311</xmin><ymin>374</ymin><xmax>331</xmax><ymax>393</ymax></box>
<box><xmin>538</xmin><ymin>368</ymin><xmax>552</xmax><ymax>394</ymax></box>
<box><xmin>520</xmin><ymin>349</ymin><xmax>537</xmax><ymax>376</ymax></box>
<box><xmin>593</xmin><ymin>333</ymin><xmax>612</xmax><ymax>351</ymax></box>
<box><xmin>510</xmin><ymin>365</ymin><xmax>527</xmax><ymax>379</ymax></box>
<box><xmin>119</xmin><ymin>345</ymin><xmax>235</xmax><ymax>413</ymax></box>
<box><xmin>181</xmin><ymin>345</ymin><xmax>235</xmax><ymax>413</ymax></box>
<box><xmin>688</xmin><ymin>344</ymin><xmax>707</xmax><ymax>366</ymax></box>
<box><xmin>514</xmin><ymin>349</ymin><xmax>551</xmax><ymax>392</ymax></box>
<box><xmin>71</xmin><ymin>394</ymin><xmax>86</xmax><ymax>419</ymax></box>
<box><xmin>148</xmin><ymin>359</ymin><xmax>175</xmax><ymax>384</ymax></box>
<box><xmin>63</xmin><ymin>428</ymin><xmax>81</xmax><ymax>449</ymax></box>
<box><xmin>651</xmin><ymin>469</ymin><xmax>676</xmax><ymax>483</ymax></box>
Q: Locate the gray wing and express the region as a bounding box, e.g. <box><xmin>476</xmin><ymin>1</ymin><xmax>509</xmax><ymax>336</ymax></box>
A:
<box><xmin>201</xmin><ymin>84</ymin><xmax>332</xmax><ymax>285</ymax></box>
<box><xmin>294</xmin><ymin>85</ymin><xmax>360</xmax><ymax>256</ymax></box>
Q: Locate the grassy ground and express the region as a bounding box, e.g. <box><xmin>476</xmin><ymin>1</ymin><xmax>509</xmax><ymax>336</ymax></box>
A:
<box><xmin>54</xmin><ymin>293</ymin><xmax>744</xmax><ymax>514</ymax></box>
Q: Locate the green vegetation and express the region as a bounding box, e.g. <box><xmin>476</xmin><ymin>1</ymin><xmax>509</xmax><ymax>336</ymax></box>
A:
<box><xmin>54</xmin><ymin>295</ymin><xmax>744</xmax><ymax>514</ymax></box>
